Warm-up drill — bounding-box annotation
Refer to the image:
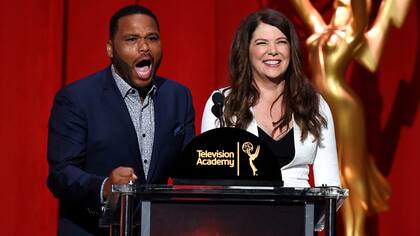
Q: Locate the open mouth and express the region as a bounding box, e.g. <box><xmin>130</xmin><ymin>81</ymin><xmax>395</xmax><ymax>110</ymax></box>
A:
<box><xmin>135</xmin><ymin>58</ymin><xmax>152</xmax><ymax>80</ymax></box>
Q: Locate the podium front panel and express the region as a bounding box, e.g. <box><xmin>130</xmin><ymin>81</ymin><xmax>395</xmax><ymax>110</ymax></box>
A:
<box><xmin>140</xmin><ymin>201</ymin><xmax>314</xmax><ymax>236</ymax></box>
<box><xmin>101</xmin><ymin>185</ymin><xmax>348</xmax><ymax>236</ymax></box>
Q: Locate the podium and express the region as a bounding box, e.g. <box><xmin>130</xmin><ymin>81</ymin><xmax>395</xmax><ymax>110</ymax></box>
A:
<box><xmin>100</xmin><ymin>184</ymin><xmax>348</xmax><ymax>236</ymax></box>
<box><xmin>101</xmin><ymin>128</ymin><xmax>347</xmax><ymax>235</ymax></box>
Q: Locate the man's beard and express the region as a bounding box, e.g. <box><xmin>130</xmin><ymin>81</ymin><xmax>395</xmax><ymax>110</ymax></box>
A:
<box><xmin>112</xmin><ymin>53</ymin><xmax>135</xmax><ymax>87</ymax></box>
<box><xmin>111</xmin><ymin>50</ymin><xmax>162</xmax><ymax>89</ymax></box>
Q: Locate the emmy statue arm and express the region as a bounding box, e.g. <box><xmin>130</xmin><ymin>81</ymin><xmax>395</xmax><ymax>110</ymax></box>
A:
<box><xmin>355</xmin><ymin>0</ymin><xmax>413</xmax><ymax>72</ymax></box>
<box><xmin>290</xmin><ymin>0</ymin><xmax>326</xmax><ymax>34</ymax></box>
<box><xmin>350</xmin><ymin>0</ymin><xmax>369</xmax><ymax>37</ymax></box>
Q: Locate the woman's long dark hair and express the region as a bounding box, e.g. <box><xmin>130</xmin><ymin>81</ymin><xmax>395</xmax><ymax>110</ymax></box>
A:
<box><xmin>224</xmin><ymin>8</ymin><xmax>326</xmax><ymax>141</ymax></box>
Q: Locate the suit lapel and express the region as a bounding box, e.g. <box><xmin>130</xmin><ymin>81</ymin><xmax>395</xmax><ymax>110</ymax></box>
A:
<box><xmin>147</xmin><ymin>77</ymin><xmax>166</xmax><ymax>182</ymax></box>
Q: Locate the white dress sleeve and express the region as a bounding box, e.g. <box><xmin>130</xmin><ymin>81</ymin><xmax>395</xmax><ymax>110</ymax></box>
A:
<box><xmin>313</xmin><ymin>96</ymin><xmax>341</xmax><ymax>187</ymax></box>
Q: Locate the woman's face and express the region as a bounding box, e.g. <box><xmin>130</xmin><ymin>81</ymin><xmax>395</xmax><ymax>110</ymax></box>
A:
<box><xmin>249</xmin><ymin>22</ymin><xmax>290</xmax><ymax>82</ymax></box>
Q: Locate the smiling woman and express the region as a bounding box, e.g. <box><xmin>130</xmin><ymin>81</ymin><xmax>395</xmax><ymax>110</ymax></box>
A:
<box><xmin>249</xmin><ymin>22</ymin><xmax>291</xmax><ymax>86</ymax></box>
<box><xmin>201</xmin><ymin>8</ymin><xmax>341</xmax><ymax>188</ymax></box>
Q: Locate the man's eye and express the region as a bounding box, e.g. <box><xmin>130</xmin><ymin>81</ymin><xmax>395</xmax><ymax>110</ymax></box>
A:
<box><xmin>147</xmin><ymin>36</ymin><xmax>159</xmax><ymax>41</ymax></box>
<box><xmin>126</xmin><ymin>38</ymin><xmax>137</xmax><ymax>42</ymax></box>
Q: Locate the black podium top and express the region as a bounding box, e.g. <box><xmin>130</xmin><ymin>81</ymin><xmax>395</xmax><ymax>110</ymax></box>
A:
<box><xmin>172</xmin><ymin>128</ymin><xmax>283</xmax><ymax>186</ymax></box>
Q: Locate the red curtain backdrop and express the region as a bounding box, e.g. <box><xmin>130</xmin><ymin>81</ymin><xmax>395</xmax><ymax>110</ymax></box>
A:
<box><xmin>0</xmin><ymin>0</ymin><xmax>418</xmax><ymax>235</ymax></box>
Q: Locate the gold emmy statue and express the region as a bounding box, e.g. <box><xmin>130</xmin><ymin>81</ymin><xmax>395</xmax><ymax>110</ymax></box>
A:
<box><xmin>242</xmin><ymin>142</ymin><xmax>260</xmax><ymax>176</ymax></box>
<box><xmin>290</xmin><ymin>0</ymin><xmax>412</xmax><ymax>235</ymax></box>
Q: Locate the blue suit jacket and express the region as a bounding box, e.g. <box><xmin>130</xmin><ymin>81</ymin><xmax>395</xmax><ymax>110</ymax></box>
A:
<box><xmin>47</xmin><ymin>66</ymin><xmax>195</xmax><ymax>235</ymax></box>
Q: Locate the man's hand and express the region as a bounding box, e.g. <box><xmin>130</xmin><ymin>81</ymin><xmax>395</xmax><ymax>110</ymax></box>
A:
<box><xmin>103</xmin><ymin>167</ymin><xmax>137</xmax><ymax>200</ymax></box>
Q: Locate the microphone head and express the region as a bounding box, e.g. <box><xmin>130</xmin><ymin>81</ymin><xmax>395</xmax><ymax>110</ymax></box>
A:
<box><xmin>211</xmin><ymin>105</ymin><xmax>222</xmax><ymax>117</ymax></box>
<box><xmin>211</xmin><ymin>92</ymin><xmax>224</xmax><ymax>105</ymax></box>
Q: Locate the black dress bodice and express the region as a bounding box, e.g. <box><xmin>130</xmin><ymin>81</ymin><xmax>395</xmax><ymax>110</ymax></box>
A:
<box><xmin>258</xmin><ymin>127</ymin><xmax>295</xmax><ymax>168</ymax></box>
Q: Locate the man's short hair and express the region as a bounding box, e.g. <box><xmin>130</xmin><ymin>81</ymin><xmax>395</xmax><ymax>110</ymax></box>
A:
<box><xmin>109</xmin><ymin>5</ymin><xmax>160</xmax><ymax>38</ymax></box>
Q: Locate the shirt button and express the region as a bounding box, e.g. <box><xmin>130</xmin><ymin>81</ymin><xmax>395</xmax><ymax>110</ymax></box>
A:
<box><xmin>143</xmin><ymin>159</ymin><xmax>148</xmax><ymax>164</ymax></box>
<box><xmin>142</xmin><ymin>133</ymin><xmax>146</xmax><ymax>137</ymax></box>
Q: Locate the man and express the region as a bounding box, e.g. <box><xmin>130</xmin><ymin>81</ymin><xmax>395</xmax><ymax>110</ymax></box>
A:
<box><xmin>47</xmin><ymin>5</ymin><xmax>195</xmax><ymax>236</ymax></box>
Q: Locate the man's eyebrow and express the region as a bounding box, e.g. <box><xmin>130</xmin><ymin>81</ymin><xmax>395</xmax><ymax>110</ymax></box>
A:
<box><xmin>146</xmin><ymin>31</ymin><xmax>160</xmax><ymax>36</ymax></box>
<box><xmin>124</xmin><ymin>33</ymin><xmax>139</xmax><ymax>37</ymax></box>
<box><xmin>123</xmin><ymin>31</ymin><xmax>159</xmax><ymax>36</ymax></box>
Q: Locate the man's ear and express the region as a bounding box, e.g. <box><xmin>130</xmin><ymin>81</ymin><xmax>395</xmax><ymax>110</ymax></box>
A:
<box><xmin>106</xmin><ymin>40</ymin><xmax>113</xmax><ymax>58</ymax></box>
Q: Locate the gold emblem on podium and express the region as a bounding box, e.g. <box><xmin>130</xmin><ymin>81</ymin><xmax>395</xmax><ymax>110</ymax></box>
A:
<box><xmin>236</xmin><ymin>142</ymin><xmax>260</xmax><ymax>176</ymax></box>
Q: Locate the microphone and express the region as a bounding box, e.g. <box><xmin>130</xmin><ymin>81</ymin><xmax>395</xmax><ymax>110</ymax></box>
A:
<box><xmin>212</xmin><ymin>92</ymin><xmax>224</xmax><ymax>107</ymax></box>
<box><xmin>211</xmin><ymin>91</ymin><xmax>225</xmax><ymax>127</ymax></box>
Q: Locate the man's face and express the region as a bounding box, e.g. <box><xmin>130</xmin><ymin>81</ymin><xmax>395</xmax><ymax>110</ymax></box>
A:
<box><xmin>107</xmin><ymin>14</ymin><xmax>162</xmax><ymax>89</ymax></box>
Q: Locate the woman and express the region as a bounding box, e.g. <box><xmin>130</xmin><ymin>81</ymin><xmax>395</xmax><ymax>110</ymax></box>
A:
<box><xmin>201</xmin><ymin>8</ymin><xmax>340</xmax><ymax>187</ymax></box>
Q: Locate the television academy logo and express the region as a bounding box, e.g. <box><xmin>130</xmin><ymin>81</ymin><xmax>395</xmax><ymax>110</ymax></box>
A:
<box><xmin>195</xmin><ymin>141</ymin><xmax>260</xmax><ymax>176</ymax></box>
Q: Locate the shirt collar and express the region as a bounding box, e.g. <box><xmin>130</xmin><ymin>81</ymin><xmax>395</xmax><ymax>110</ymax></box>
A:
<box><xmin>111</xmin><ymin>64</ymin><xmax>156</xmax><ymax>98</ymax></box>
